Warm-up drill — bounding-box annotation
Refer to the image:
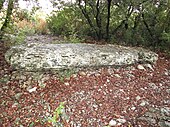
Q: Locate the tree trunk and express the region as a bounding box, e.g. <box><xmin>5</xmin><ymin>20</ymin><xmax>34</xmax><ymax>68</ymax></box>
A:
<box><xmin>0</xmin><ymin>0</ymin><xmax>14</xmax><ymax>39</ymax></box>
<box><xmin>0</xmin><ymin>0</ymin><xmax>5</xmax><ymax>11</ymax></box>
<box><xmin>112</xmin><ymin>5</ymin><xmax>133</xmax><ymax>34</ymax></box>
<box><xmin>95</xmin><ymin>0</ymin><xmax>102</xmax><ymax>40</ymax></box>
<box><xmin>77</xmin><ymin>0</ymin><xmax>99</xmax><ymax>39</ymax></box>
<box><xmin>141</xmin><ymin>13</ymin><xmax>153</xmax><ymax>39</ymax></box>
<box><xmin>106</xmin><ymin>0</ymin><xmax>111</xmax><ymax>41</ymax></box>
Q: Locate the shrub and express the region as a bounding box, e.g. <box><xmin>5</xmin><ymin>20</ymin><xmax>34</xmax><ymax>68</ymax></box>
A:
<box><xmin>2</xmin><ymin>27</ymin><xmax>26</xmax><ymax>46</ymax></box>
<box><xmin>15</xmin><ymin>19</ymin><xmax>35</xmax><ymax>35</ymax></box>
<box><xmin>47</xmin><ymin>8</ymin><xmax>73</xmax><ymax>36</ymax></box>
<box><xmin>35</xmin><ymin>18</ymin><xmax>49</xmax><ymax>34</ymax></box>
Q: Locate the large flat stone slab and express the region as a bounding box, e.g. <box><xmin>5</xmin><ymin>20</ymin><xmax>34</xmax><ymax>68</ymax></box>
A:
<box><xmin>5</xmin><ymin>43</ymin><xmax>158</xmax><ymax>71</ymax></box>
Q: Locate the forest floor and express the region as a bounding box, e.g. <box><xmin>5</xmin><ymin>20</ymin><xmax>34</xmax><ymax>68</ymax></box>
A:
<box><xmin>0</xmin><ymin>35</ymin><xmax>170</xmax><ymax>127</ymax></box>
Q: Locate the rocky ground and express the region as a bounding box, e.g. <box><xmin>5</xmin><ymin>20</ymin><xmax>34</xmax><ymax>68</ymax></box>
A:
<box><xmin>0</xmin><ymin>35</ymin><xmax>170</xmax><ymax>127</ymax></box>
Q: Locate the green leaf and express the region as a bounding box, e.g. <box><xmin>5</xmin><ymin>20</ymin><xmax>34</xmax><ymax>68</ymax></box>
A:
<box><xmin>29</xmin><ymin>122</ymin><xmax>34</xmax><ymax>127</ymax></box>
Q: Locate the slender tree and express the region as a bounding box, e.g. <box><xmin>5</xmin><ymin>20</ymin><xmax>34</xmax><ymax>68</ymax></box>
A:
<box><xmin>106</xmin><ymin>0</ymin><xmax>112</xmax><ymax>41</ymax></box>
<box><xmin>0</xmin><ymin>0</ymin><xmax>15</xmax><ymax>39</ymax></box>
<box><xmin>0</xmin><ymin>0</ymin><xmax>5</xmax><ymax>11</ymax></box>
<box><xmin>77</xmin><ymin>0</ymin><xmax>107</xmax><ymax>40</ymax></box>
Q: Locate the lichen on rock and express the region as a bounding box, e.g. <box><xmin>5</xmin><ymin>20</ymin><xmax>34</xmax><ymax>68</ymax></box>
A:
<box><xmin>5</xmin><ymin>43</ymin><xmax>158</xmax><ymax>71</ymax></box>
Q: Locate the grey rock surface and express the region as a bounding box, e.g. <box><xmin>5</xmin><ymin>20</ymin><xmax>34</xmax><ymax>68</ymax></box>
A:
<box><xmin>138</xmin><ymin>107</ymin><xmax>170</xmax><ymax>127</ymax></box>
<box><xmin>5</xmin><ymin>43</ymin><xmax>158</xmax><ymax>71</ymax></box>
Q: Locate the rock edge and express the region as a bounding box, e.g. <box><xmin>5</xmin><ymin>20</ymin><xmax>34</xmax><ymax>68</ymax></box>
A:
<box><xmin>5</xmin><ymin>43</ymin><xmax>158</xmax><ymax>71</ymax></box>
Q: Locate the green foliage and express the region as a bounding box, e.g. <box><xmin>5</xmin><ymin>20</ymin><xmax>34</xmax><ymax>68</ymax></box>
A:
<box><xmin>47</xmin><ymin>7</ymin><xmax>75</xmax><ymax>36</ymax></box>
<box><xmin>0</xmin><ymin>76</ymin><xmax>10</xmax><ymax>84</ymax></box>
<box><xmin>57</xmin><ymin>69</ymin><xmax>76</xmax><ymax>82</ymax></box>
<box><xmin>46</xmin><ymin>0</ymin><xmax>170</xmax><ymax>52</ymax></box>
<box><xmin>0</xmin><ymin>21</ymin><xmax>24</xmax><ymax>46</ymax></box>
<box><xmin>47</xmin><ymin>5</ymin><xmax>86</xmax><ymax>43</ymax></box>
<box><xmin>29</xmin><ymin>122</ymin><xmax>34</xmax><ymax>127</ymax></box>
<box><xmin>20</xmin><ymin>25</ymin><xmax>36</xmax><ymax>36</ymax></box>
<box><xmin>13</xmin><ymin>8</ymin><xmax>33</xmax><ymax>21</ymax></box>
<box><xmin>48</xmin><ymin>102</ymin><xmax>66</xmax><ymax>127</ymax></box>
<box><xmin>1</xmin><ymin>0</ymin><xmax>170</xmax><ymax>53</ymax></box>
<box><xmin>65</xmin><ymin>33</ymin><xmax>85</xmax><ymax>43</ymax></box>
<box><xmin>161</xmin><ymin>32</ymin><xmax>170</xmax><ymax>42</ymax></box>
<box><xmin>107</xmin><ymin>0</ymin><xmax>170</xmax><ymax>51</ymax></box>
<box><xmin>0</xmin><ymin>9</ymin><xmax>6</xmax><ymax>28</ymax></box>
<box><xmin>159</xmin><ymin>32</ymin><xmax>170</xmax><ymax>53</ymax></box>
<box><xmin>2</xmin><ymin>24</ymin><xmax>34</xmax><ymax>46</ymax></box>
<box><xmin>13</xmin><ymin>29</ymin><xmax>26</xmax><ymax>45</ymax></box>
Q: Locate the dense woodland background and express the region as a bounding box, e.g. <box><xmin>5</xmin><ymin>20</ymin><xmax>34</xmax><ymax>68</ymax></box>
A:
<box><xmin>0</xmin><ymin>0</ymin><xmax>170</xmax><ymax>53</ymax></box>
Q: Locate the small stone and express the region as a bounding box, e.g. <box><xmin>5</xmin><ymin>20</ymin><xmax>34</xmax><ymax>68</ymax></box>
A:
<box><xmin>114</xmin><ymin>74</ymin><xmax>121</xmax><ymax>78</ymax></box>
<box><xmin>117</xmin><ymin>123</ymin><xmax>122</xmax><ymax>126</ymax></box>
<box><xmin>109</xmin><ymin>119</ymin><xmax>117</xmax><ymax>126</ymax></box>
<box><xmin>164</xmin><ymin>72</ymin><xmax>169</xmax><ymax>76</ymax></box>
<box><xmin>72</xmin><ymin>74</ymin><xmax>77</xmax><ymax>78</ymax></box>
<box><xmin>159</xmin><ymin>121</ymin><xmax>170</xmax><ymax>127</ymax></box>
<box><xmin>103</xmin><ymin>84</ymin><xmax>107</xmax><ymax>87</ymax></box>
<box><xmin>79</xmin><ymin>71</ymin><xmax>86</xmax><ymax>76</ymax></box>
<box><xmin>93</xmin><ymin>104</ymin><xmax>98</xmax><ymax>108</ymax></box>
<box><xmin>94</xmin><ymin>73</ymin><xmax>100</xmax><ymax>77</ymax></box>
<box><xmin>2</xmin><ymin>86</ymin><xmax>9</xmax><ymax>89</ymax></box>
<box><xmin>165</xmin><ymin>121</ymin><xmax>170</xmax><ymax>126</ymax></box>
<box><xmin>107</xmin><ymin>79</ymin><xmax>110</xmax><ymax>82</ymax></box>
<box><xmin>160</xmin><ymin>107</ymin><xmax>170</xmax><ymax>116</ymax></box>
<box><xmin>166</xmin><ymin>89</ymin><xmax>170</xmax><ymax>94</ymax></box>
<box><xmin>117</xmin><ymin>118</ymin><xmax>126</xmax><ymax>124</ymax></box>
<box><xmin>20</xmin><ymin>75</ymin><xmax>26</xmax><ymax>80</ymax></box>
<box><xmin>64</xmin><ymin>82</ymin><xmax>70</xmax><ymax>86</ymax></box>
<box><xmin>140</xmin><ymin>100</ymin><xmax>148</xmax><ymax>106</ymax></box>
<box><xmin>137</xmin><ymin>65</ymin><xmax>145</xmax><ymax>70</ymax></box>
<box><xmin>99</xmin><ymin>104</ymin><xmax>102</xmax><ymax>106</ymax></box>
<box><xmin>27</xmin><ymin>87</ymin><xmax>37</xmax><ymax>93</ymax></box>
<box><xmin>148</xmin><ymin>83</ymin><xmax>158</xmax><ymax>89</ymax></box>
<box><xmin>159</xmin><ymin>83</ymin><xmax>163</xmax><ymax>86</ymax></box>
<box><xmin>144</xmin><ymin>64</ymin><xmax>154</xmax><ymax>70</ymax></box>
<box><xmin>126</xmin><ymin>97</ymin><xmax>130</xmax><ymax>100</ymax></box>
<box><xmin>24</xmin><ymin>79</ymin><xmax>32</xmax><ymax>86</ymax></box>
<box><xmin>136</xmin><ymin>95</ymin><xmax>141</xmax><ymax>101</ymax></box>
<box><xmin>131</xmin><ymin>106</ymin><xmax>136</xmax><ymax>110</ymax></box>
<box><xmin>15</xmin><ymin>93</ymin><xmax>22</xmax><ymax>100</ymax></box>
<box><xmin>163</xmin><ymin>100</ymin><xmax>170</xmax><ymax>104</ymax></box>
<box><xmin>12</xmin><ymin>102</ymin><xmax>19</xmax><ymax>108</ymax></box>
<box><xmin>41</xmin><ymin>76</ymin><xmax>50</xmax><ymax>82</ymax></box>
<box><xmin>140</xmin><ymin>102</ymin><xmax>146</xmax><ymax>106</ymax></box>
